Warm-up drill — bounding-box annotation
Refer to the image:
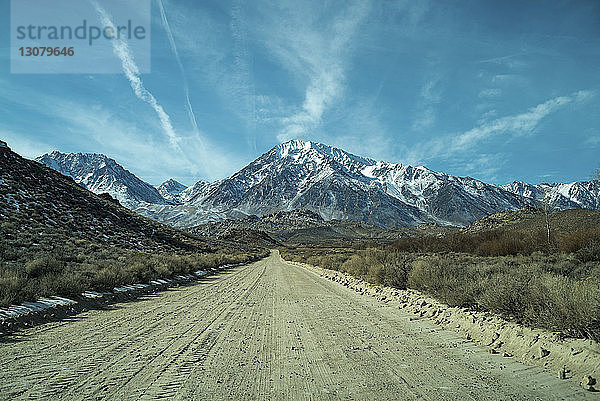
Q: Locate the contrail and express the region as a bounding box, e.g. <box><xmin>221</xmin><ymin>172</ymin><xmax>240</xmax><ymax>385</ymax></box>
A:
<box><xmin>91</xmin><ymin>1</ymin><xmax>182</xmax><ymax>150</ymax></box>
<box><xmin>157</xmin><ymin>0</ymin><xmax>199</xmax><ymax>132</ymax></box>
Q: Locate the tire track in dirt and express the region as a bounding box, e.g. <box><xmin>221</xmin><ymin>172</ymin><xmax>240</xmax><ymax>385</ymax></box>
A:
<box><xmin>0</xmin><ymin>263</ymin><xmax>261</xmax><ymax>400</ymax></box>
<box><xmin>74</xmin><ymin>263</ymin><xmax>265</xmax><ymax>401</ymax></box>
<box><xmin>0</xmin><ymin>251</ymin><xmax>595</xmax><ymax>400</ymax></box>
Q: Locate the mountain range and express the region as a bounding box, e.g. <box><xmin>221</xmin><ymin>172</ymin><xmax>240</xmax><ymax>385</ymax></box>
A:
<box><xmin>35</xmin><ymin>139</ymin><xmax>599</xmax><ymax>228</ymax></box>
<box><xmin>0</xmin><ymin>140</ymin><xmax>214</xmax><ymax>254</ymax></box>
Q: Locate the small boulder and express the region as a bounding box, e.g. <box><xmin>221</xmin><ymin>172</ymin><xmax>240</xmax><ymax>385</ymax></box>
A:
<box><xmin>581</xmin><ymin>376</ymin><xmax>597</xmax><ymax>392</ymax></box>
<box><xmin>558</xmin><ymin>366</ymin><xmax>569</xmax><ymax>380</ymax></box>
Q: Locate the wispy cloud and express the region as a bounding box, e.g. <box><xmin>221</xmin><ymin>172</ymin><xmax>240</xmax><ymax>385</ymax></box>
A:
<box><xmin>157</xmin><ymin>0</ymin><xmax>199</xmax><ymax>133</ymax></box>
<box><xmin>92</xmin><ymin>1</ymin><xmax>182</xmax><ymax>150</ymax></box>
<box><xmin>0</xmin><ymin>95</ymin><xmax>192</xmax><ymax>184</ymax></box>
<box><xmin>461</xmin><ymin>153</ymin><xmax>507</xmax><ymax>182</ymax></box>
<box><xmin>0</xmin><ymin>72</ymin><xmax>239</xmax><ymax>183</ymax></box>
<box><xmin>451</xmin><ymin>90</ymin><xmax>594</xmax><ymax>151</ymax></box>
<box><xmin>402</xmin><ymin>90</ymin><xmax>596</xmax><ymax>165</ymax></box>
<box><xmin>411</xmin><ymin>108</ymin><xmax>436</xmax><ymax>132</ymax></box>
<box><xmin>412</xmin><ymin>73</ymin><xmax>442</xmax><ymax>131</ymax></box>
<box><xmin>153</xmin><ymin>0</ymin><xmax>261</xmax><ymax>151</ymax></box>
<box><xmin>478</xmin><ymin>88</ymin><xmax>502</xmax><ymax>98</ymax></box>
<box><xmin>325</xmin><ymin>98</ymin><xmax>394</xmax><ymax>161</ymax></box>
<box><xmin>0</xmin><ymin>129</ymin><xmax>54</xmax><ymax>159</ymax></box>
<box><xmin>585</xmin><ymin>135</ymin><xmax>600</xmax><ymax>147</ymax></box>
<box><xmin>260</xmin><ymin>1</ymin><xmax>371</xmax><ymax>142</ymax></box>
<box><xmin>91</xmin><ymin>1</ymin><xmax>240</xmax><ymax>181</ymax></box>
<box><xmin>478</xmin><ymin>52</ymin><xmax>527</xmax><ymax>69</ymax></box>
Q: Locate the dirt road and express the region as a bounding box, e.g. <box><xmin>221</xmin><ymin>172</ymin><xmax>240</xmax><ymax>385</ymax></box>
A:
<box><xmin>0</xmin><ymin>251</ymin><xmax>592</xmax><ymax>400</ymax></box>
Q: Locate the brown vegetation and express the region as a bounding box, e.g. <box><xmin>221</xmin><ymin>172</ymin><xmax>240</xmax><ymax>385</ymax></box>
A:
<box><xmin>281</xmin><ymin>215</ymin><xmax>600</xmax><ymax>341</ymax></box>
<box><xmin>0</xmin><ymin>246</ymin><xmax>266</xmax><ymax>307</ymax></box>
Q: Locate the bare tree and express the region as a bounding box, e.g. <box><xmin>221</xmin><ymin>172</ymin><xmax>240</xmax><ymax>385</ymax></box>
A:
<box><xmin>541</xmin><ymin>192</ymin><xmax>555</xmax><ymax>247</ymax></box>
<box><xmin>594</xmin><ymin>167</ymin><xmax>600</xmax><ymax>209</ymax></box>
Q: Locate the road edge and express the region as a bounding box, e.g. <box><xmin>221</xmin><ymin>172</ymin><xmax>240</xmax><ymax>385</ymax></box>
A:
<box><xmin>283</xmin><ymin>257</ymin><xmax>600</xmax><ymax>393</ymax></box>
<box><xmin>0</xmin><ymin>262</ymin><xmax>248</xmax><ymax>336</ymax></box>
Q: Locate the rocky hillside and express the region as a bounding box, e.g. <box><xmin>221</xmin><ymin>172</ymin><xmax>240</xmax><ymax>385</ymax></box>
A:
<box><xmin>463</xmin><ymin>206</ymin><xmax>600</xmax><ymax>235</ymax></box>
<box><xmin>1</xmin><ymin>142</ymin><xmax>216</xmax><ymax>258</ymax></box>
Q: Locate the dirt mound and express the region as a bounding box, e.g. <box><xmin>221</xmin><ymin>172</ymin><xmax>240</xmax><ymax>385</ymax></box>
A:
<box><xmin>295</xmin><ymin>260</ymin><xmax>600</xmax><ymax>392</ymax></box>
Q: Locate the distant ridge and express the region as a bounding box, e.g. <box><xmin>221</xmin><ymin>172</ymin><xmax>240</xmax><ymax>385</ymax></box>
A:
<box><xmin>37</xmin><ymin>140</ymin><xmax>600</xmax><ymax>228</ymax></box>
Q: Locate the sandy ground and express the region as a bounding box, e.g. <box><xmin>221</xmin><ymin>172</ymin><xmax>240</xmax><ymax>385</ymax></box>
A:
<box><xmin>0</xmin><ymin>251</ymin><xmax>594</xmax><ymax>400</ymax></box>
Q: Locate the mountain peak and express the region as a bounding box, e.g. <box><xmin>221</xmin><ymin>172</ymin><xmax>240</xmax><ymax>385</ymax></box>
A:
<box><xmin>158</xmin><ymin>179</ymin><xmax>187</xmax><ymax>195</ymax></box>
<box><xmin>278</xmin><ymin>138</ymin><xmax>312</xmax><ymax>149</ymax></box>
<box><xmin>36</xmin><ymin>151</ymin><xmax>167</xmax><ymax>207</ymax></box>
<box><xmin>160</xmin><ymin>178</ymin><xmax>186</xmax><ymax>188</ymax></box>
<box><xmin>273</xmin><ymin>139</ymin><xmax>377</xmax><ymax>168</ymax></box>
<box><xmin>156</xmin><ymin>179</ymin><xmax>188</xmax><ymax>204</ymax></box>
<box><xmin>275</xmin><ymin>139</ymin><xmax>319</xmax><ymax>157</ymax></box>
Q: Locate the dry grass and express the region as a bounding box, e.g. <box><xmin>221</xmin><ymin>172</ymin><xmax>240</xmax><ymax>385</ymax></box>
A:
<box><xmin>281</xmin><ymin>240</ymin><xmax>600</xmax><ymax>341</ymax></box>
<box><xmin>0</xmin><ymin>247</ymin><xmax>267</xmax><ymax>307</ymax></box>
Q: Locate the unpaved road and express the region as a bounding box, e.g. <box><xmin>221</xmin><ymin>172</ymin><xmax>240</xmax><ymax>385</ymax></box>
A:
<box><xmin>0</xmin><ymin>251</ymin><xmax>593</xmax><ymax>400</ymax></box>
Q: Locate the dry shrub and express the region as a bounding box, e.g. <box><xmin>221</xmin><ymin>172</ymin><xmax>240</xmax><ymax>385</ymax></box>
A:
<box><xmin>475</xmin><ymin>235</ymin><xmax>527</xmax><ymax>256</ymax></box>
<box><xmin>477</xmin><ymin>265</ymin><xmax>543</xmax><ymax>318</ymax></box>
<box><xmin>25</xmin><ymin>256</ymin><xmax>65</xmax><ymax>278</ymax></box>
<box><xmin>392</xmin><ymin>230</ymin><xmax>545</xmax><ymax>256</ymax></box>
<box><xmin>319</xmin><ymin>254</ymin><xmax>349</xmax><ymax>271</ymax></box>
<box><xmin>539</xmin><ymin>276</ymin><xmax>600</xmax><ymax>341</ymax></box>
<box><xmin>341</xmin><ymin>254</ymin><xmax>370</xmax><ymax>277</ymax></box>
<box><xmin>407</xmin><ymin>257</ymin><xmax>478</xmax><ymax>307</ymax></box>
<box><xmin>559</xmin><ymin>227</ymin><xmax>600</xmax><ymax>253</ymax></box>
<box><xmin>575</xmin><ymin>243</ymin><xmax>600</xmax><ymax>263</ymax></box>
<box><xmin>0</xmin><ymin>266</ymin><xmax>28</xmax><ymax>306</ymax></box>
<box><xmin>404</xmin><ymin>253</ymin><xmax>600</xmax><ymax>340</ymax></box>
<box><xmin>0</xmin><ymin>249</ymin><xmax>267</xmax><ymax>307</ymax></box>
<box><xmin>338</xmin><ymin>249</ymin><xmax>411</xmax><ymax>288</ymax></box>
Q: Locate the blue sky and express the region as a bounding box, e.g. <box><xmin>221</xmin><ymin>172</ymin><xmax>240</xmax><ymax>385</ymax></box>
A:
<box><xmin>1</xmin><ymin>0</ymin><xmax>599</xmax><ymax>186</ymax></box>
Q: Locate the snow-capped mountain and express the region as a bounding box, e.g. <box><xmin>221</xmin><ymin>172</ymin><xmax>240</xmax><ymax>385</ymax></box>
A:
<box><xmin>179</xmin><ymin>180</ymin><xmax>212</xmax><ymax>204</ymax></box>
<box><xmin>37</xmin><ymin>140</ymin><xmax>599</xmax><ymax>229</ymax></box>
<box><xmin>157</xmin><ymin>179</ymin><xmax>187</xmax><ymax>203</ymax></box>
<box><xmin>36</xmin><ymin>151</ymin><xmax>167</xmax><ymax>208</ymax></box>
<box><xmin>139</xmin><ymin>140</ymin><xmax>534</xmax><ymax>228</ymax></box>
<box><xmin>501</xmin><ymin>181</ymin><xmax>599</xmax><ymax>210</ymax></box>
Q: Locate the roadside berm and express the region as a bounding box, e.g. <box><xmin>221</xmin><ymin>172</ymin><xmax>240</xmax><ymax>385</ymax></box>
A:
<box><xmin>291</xmin><ymin>260</ymin><xmax>600</xmax><ymax>392</ymax></box>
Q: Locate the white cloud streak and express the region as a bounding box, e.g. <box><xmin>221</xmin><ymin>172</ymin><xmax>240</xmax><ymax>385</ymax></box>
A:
<box><xmin>451</xmin><ymin>91</ymin><xmax>589</xmax><ymax>151</ymax></box>
<box><xmin>0</xmin><ymin>129</ymin><xmax>54</xmax><ymax>159</ymax></box>
<box><xmin>269</xmin><ymin>1</ymin><xmax>371</xmax><ymax>142</ymax></box>
<box><xmin>157</xmin><ymin>0</ymin><xmax>199</xmax><ymax>132</ymax></box>
<box><xmin>412</xmin><ymin>74</ymin><xmax>442</xmax><ymax>131</ymax></box>
<box><xmin>87</xmin><ymin>1</ymin><xmax>247</xmax><ymax>181</ymax></box>
<box><xmin>92</xmin><ymin>1</ymin><xmax>181</xmax><ymax>150</ymax></box>
<box><xmin>402</xmin><ymin>90</ymin><xmax>596</xmax><ymax>165</ymax></box>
